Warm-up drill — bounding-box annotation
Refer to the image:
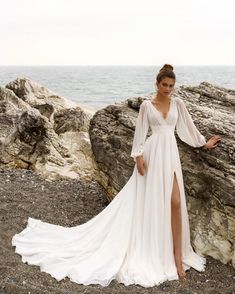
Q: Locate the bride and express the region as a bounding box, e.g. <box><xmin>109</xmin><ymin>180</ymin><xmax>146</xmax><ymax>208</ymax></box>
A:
<box><xmin>12</xmin><ymin>64</ymin><xmax>221</xmax><ymax>288</ymax></box>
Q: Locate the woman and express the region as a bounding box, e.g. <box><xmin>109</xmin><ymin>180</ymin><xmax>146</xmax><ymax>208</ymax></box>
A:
<box><xmin>132</xmin><ymin>64</ymin><xmax>220</xmax><ymax>283</ymax></box>
<box><xmin>12</xmin><ymin>64</ymin><xmax>221</xmax><ymax>288</ymax></box>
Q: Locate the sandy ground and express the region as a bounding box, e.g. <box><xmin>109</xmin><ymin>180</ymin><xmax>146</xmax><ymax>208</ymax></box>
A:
<box><xmin>0</xmin><ymin>167</ymin><xmax>234</xmax><ymax>294</ymax></box>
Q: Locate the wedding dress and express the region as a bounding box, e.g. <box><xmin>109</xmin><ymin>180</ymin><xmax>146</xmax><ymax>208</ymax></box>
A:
<box><xmin>12</xmin><ymin>96</ymin><xmax>207</xmax><ymax>288</ymax></box>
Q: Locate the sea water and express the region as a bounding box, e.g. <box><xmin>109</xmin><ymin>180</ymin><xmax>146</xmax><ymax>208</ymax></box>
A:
<box><xmin>0</xmin><ymin>65</ymin><xmax>234</xmax><ymax>109</ymax></box>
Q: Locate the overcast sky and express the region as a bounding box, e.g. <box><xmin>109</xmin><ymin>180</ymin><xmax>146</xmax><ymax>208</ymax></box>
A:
<box><xmin>1</xmin><ymin>0</ymin><xmax>234</xmax><ymax>65</ymax></box>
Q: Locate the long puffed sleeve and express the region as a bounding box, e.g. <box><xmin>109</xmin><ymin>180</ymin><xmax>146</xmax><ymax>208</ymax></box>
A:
<box><xmin>176</xmin><ymin>98</ymin><xmax>206</xmax><ymax>147</ymax></box>
<box><xmin>130</xmin><ymin>100</ymin><xmax>149</xmax><ymax>162</ymax></box>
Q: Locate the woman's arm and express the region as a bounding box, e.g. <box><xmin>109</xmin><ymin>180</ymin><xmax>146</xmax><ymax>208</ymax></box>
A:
<box><xmin>130</xmin><ymin>100</ymin><xmax>149</xmax><ymax>162</ymax></box>
<box><xmin>175</xmin><ymin>97</ymin><xmax>221</xmax><ymax>149</ymax></box>
<box><xmin>202</xmin><ymin>135</ymin><xmax>221</xmax><ymax>150</ymax></box>
<box><xmin>175</xmin><ymin>97</ymin><xmax>206</xmax><ymax>147</ymax></box>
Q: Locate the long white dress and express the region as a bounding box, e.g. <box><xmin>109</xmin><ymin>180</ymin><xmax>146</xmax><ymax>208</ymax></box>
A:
<box><xmin>11</xmin><ymin>96</ymin><xmax>207</xmax><ymax>288</ymax></box>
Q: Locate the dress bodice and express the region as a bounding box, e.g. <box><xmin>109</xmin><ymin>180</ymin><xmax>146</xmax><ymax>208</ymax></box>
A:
<box><xmin>130</xmin><ymin>97</ymin><xmax>206</xmax><ymax>161</ymax></box>
<box><xmin>150</xmin><ymin>125</ymin><xmax>175</xmax><ymax>135</ymax></box>
<box><xmin>146</xmin><ymin>98</ymin><xmax>178</xmax><ymax>134</ymax></box>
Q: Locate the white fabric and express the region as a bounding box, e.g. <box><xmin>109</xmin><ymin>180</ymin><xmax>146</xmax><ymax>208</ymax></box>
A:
<box><xmin>12</xmin><ymin>97</ymin><xmax>207</xmax><ymax>288</ymax></box>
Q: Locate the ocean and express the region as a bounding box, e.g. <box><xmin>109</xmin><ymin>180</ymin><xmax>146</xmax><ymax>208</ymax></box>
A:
<box><xmin>0</xmin><ymin>66</ymin><xmax>234</xmax><ymax>109</ymax></box>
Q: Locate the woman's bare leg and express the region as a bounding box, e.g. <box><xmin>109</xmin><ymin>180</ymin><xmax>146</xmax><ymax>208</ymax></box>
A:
<box><xmin>171</xmin><ymin>172</ymin><xmax>186</xmax><ymax>280</ymax></box>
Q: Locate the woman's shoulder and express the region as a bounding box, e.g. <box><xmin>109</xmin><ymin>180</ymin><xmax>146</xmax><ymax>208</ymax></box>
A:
<box><xmin>141</xmin><ymin>96</ymin><xmax>155</xmax><ymax>107</ymax></box>
<box><xmin>139</xmin><ymin>99</ymin><xmax>149</xmax><ymax>108</ymax></box>
<box><xmin>173</xmin><ymin>96</ymin><xmax>183</xmax><ymax>103</ymax></box>
<box><xmin>139</xmin><ymin>96</ymin><xmax>185</xmax><ymax>107</ymax></box>
<box><xmin>142</xmin><ymin>99</ymin><xmax>150</xmax><ymax>104</ymax></box>
<box><xmin>173</xmin><ymin>96</ymin><xmax>185</xmax><ymax>107</ymax></box>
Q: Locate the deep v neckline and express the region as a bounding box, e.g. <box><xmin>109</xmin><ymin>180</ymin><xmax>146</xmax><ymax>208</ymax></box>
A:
<box><xmin>149</xmin><ymin>98</ymin><xmax>173</xmax><ymax>120</ymax></box>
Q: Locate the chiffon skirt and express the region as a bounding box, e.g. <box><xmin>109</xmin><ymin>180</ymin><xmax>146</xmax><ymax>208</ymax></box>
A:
<box><xmin>12</xmin><ymin>130</ymin><xmax>206</xmax><ymax>287</ymax></box>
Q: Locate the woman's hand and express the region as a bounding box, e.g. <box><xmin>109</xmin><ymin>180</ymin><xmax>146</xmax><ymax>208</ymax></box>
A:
<box><xmin>136</xmin><ymin>155</ymin><xmax>147</xmax><ymax>176</ymax></box>
<box><xmin>203</xmin><ymin>135</ymin><xmax>221</xmax><ymax>150</ymax></box>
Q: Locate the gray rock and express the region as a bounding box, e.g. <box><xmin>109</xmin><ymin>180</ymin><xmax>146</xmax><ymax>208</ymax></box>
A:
<box><xmin>0</xmin><ymin>80</ymin><xmax>99</xmax><ymax>181</ymax></box>
<box><xmin>0</xmin><ymin>86</ymin><xmax>30</xmax><ymax>138</ymax></box>
<box><xmin>54</xmin><ymin>107</ymin><xmax>90</xmax><ymax>134</ymax></box>
<box><xmin>6</xmin><ymin>77</ymin><xmax>76</xmax><ymax>111</ymax></box>
<box><xmin>0</xmin><ymin>107</ymin><xmax>71</xmax><ymax>171</ymax></box>
<box><xmin>6</xmin><ymin>77</ymin><xmax>97</xmax><ymax>118</ymax></box>
<box><xmin>89</xmin><ymin>102</ymin><xmax>139</xmax><ymax>200</ymax></box>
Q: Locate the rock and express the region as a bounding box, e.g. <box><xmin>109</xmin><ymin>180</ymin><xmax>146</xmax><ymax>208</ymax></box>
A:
<box><xmin>0</xmin><ymin>107</ymin><xmax>71</xmax><ymax>175</ymax></box>
<box><xmin>89</xmin><ymin>81</ymin><xmax>235</xmax><ymax>268</ymax></box>
<box><xmin>0</xmin><ymin>80</ymin><xmax>100</xmax><ymax>181</ymax></box>
<box><xmin>34</xmin><ymin>103</ymin><xmax>54</xmax><ymax>120</ymax></box>
<box><xmin>6</xmin><ymin>77</ymin><xmax>97</xmax><ymax>118</ymax></box>
<box><xmin>0</xmin><ymin>86</ymin><xmax>31</xmax><ymax>138</ymax></box>
<box><xmin>89</xmin><ymin>102</ymin><xmax>139</xmax><ymax>200</ymax></box>
<box><xmin>54</xmin><ymin>107</ymin><xmax>90</xmax><ymax>134</ymax></box>
<box><xmin>6</xmin><ymin>77</ymin><xmax>76</xmax><ymax>111</ymax></box>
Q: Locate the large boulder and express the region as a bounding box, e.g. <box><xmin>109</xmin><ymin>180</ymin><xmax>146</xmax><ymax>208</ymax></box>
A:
<box><xmin>6</xmin><ymin>77</ymin><xmax>96</xmax><ymax>117</ymax></box>
<box><xmin>6</xmin><ymin>78</ymin><xmax>76</xmax><ymax>111</ymax></box>
<box><xmin>0</xmin><ymin>79</ymin><xmax>99</xmax><ymax>181</ymax></box>
<box><xmin>89</xmin><ymin>81</ymin><xmax>235</xmax><ymax>268</ymax></box>
<box><xmin>89</xmin><ymin>102</ymin><xmax>138</xmax><ymax>199</ymax></box>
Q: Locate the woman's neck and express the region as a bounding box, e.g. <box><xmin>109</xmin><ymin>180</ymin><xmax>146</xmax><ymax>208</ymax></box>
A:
<box><xmin>153</xmin><ymin>93</ymin><xmax>170</xmax><ymax>103</ymax></box>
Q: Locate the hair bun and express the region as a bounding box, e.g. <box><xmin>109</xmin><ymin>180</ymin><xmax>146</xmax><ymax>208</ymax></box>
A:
<box><xmin>159</xmin><ymin>64</ymin><xmax>174</xmax><ymax>72</ymax></box>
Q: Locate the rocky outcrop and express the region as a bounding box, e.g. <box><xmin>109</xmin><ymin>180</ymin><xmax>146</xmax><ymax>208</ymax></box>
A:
<box><xmin>6</xmin><ymin>78</ymin><xmax>76</xmax><ymax>111</ymax></box>
<box><xmin>89</xmin><ymin>81</ymin><xmax>235</xmax><ymax>268</ymax></box>
<box><xmin>177</xmin><ymin>82</ymin><xmax>235</xmax><ymax>269</ymax></box>
<box><xmin>0</xmin><ymin>79</ymin><xmax>100</xmax><ymax>181</ymax></box>
<box><xmin>89</xmin><ymin>103</ymin><xmax>137</xmax><ymax>199</ymax></box>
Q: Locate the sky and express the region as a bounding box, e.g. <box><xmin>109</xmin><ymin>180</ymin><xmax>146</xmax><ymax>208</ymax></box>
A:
<box><xmin>1</xmin><ymin>0</ymin><xmax>235</xmax><ymax>65</ymax></box>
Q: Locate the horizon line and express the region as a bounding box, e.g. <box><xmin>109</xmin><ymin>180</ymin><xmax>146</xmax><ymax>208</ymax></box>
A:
<box><xmin>0</xmin><ymin>64</ymin><xmax>235</xmax><ymax>67</ymax></box>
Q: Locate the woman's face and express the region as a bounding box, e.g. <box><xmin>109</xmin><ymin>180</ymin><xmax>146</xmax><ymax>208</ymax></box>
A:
<box><xmin>156</xmin><ymin>77</ymin><xmax>175</xmax><ymax>97</ymax></box>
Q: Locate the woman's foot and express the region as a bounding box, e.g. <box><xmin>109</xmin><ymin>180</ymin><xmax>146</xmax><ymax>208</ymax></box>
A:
<box><xmin>177</xmin><ymin>267</ymin><xmax>186</xmax><ymax>281</ymax></box>
<box><xmin>175</xmin><ymin>260</ymin><xmax>187</xmax><ymax>285</ymax></box>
